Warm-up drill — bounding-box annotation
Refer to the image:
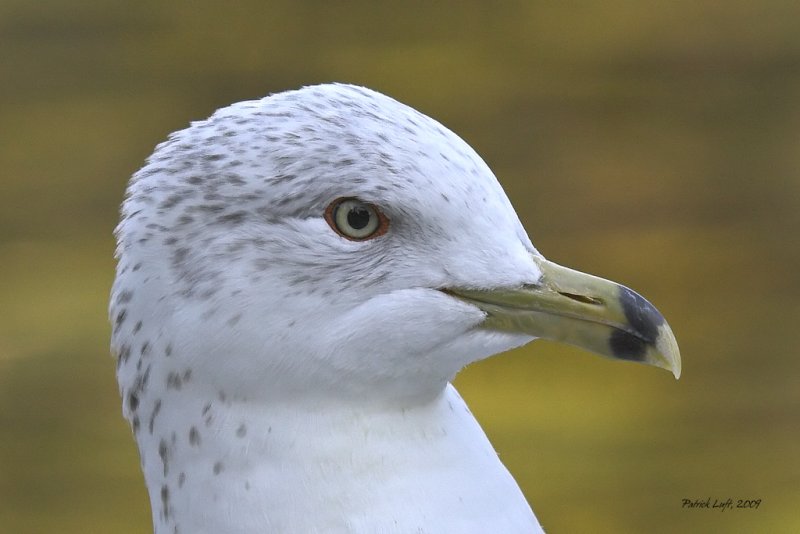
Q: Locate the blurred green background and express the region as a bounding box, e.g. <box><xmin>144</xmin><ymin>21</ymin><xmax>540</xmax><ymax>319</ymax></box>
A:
<box><xmin>1</xmin><ymin>1</ymin><xmax>798</xmax><ymax>532</ymax></box>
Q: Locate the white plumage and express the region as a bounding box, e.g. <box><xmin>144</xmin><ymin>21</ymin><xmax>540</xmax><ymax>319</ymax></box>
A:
<box><xmin>111</xmin><ymin>83</ymin><xmax>678</xmax><ymax>533</ymax></box>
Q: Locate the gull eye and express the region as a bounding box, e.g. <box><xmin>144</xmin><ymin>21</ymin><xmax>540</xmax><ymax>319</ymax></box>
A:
<box><xmin>324</xmin><ymin>197</ymin><xmax>389</xmax><ymax>241</ymax></box>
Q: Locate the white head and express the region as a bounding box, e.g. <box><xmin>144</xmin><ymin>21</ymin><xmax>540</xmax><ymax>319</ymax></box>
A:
<box><xmin>111</xmin><ymin>83</ymin><xmax>541</xmax><ymax>414</ymax></box>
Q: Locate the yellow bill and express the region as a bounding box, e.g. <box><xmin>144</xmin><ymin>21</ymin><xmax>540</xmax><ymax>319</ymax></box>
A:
<box><xmin>445</xmin><ymin>255</ymin><xmax>681</xmax><ymax>378</ymax></box>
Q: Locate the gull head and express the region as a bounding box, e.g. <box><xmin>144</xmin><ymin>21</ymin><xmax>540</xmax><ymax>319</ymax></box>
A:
<box><xmin>111</xmin><ymin>83</ymin><xmax>679</xmax><ymax>408</ymax></box>
<box><xmin>110</xmin><ymin>83</ymin><xmax>680</xmax><ymax>533</ymax></box>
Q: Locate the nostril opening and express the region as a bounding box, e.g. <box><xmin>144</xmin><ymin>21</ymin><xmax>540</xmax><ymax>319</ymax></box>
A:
<box><xmin>559</xmin><ymin>292</ymin><xmax>604</xmax><ymax>306</ymax></box>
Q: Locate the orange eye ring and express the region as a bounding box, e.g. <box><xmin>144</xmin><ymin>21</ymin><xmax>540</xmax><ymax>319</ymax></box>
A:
<box><xmin>324</xmin><ymin>197</ymin><xmax>390</xmax><ymax>241</ymax></box>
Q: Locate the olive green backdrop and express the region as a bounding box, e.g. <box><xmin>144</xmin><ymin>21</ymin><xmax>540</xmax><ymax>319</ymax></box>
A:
<box><xmin>1</xmin><ymin>1</ymin><xmax>798</xmax><ymax>532</ymax></box>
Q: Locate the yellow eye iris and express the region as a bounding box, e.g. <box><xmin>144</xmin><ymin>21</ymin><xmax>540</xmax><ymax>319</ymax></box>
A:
<box><xmin>324</xmin><ymin>198</ymin><xmax>389</xmax><ymax>241</ymax></box>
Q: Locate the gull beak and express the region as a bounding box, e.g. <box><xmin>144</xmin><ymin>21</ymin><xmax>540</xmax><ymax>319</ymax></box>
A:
<box><xmin>445</xmin><ymin>255</ymin><xmax>681</xmax><ymax>379</ymax></box>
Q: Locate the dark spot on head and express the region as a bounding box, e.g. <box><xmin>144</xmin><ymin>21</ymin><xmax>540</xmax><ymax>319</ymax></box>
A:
<box><xmin>189</xmin><ymin>426</ymin><xmax>200</xmax><ymax>446</ymax></box>
<box><xmin>200</xmin><ymin>287</ymin><xmax>219</xmax><ymax>300</ymax></box>
<box><xmin>133</xmin><ymin>321</ymin><xmax>143</xmax><ymax>334</ymax></box>
<box><xmin>333</xmin><ymin>158</ymin><xmax>356</xmax><ymax>168</ymax></box>
<box><xmin>195</xmin><ymin>204</ymin><xmax>226</xmax><ymax>214</ymax></box>
<box><xmin>213</xmin><ymin>461</ymin><xmax>223</xmax><ymax>475</ymax></box>
<box><xmin>119</xmin><ymin>344</ymin><xmax>132</xmax><ymax>364</ymax></box>
<box><xmin>161</xmin><ymin>484</ymin><xmax>170</xmax><ymax>519</ymax></box>
<box><xmin>178</xmin><ymin>472</ymin><xmax>186</xmax><ymax>488</ymax></box>
<box><xmin>133</xmin><ymin>364</ymin><xmax>152</xmax><ymax>393</ymax></box>
<box><xmin>115</xmin><ymin>309</ymin><xmax>127</xmax><ymax>330</ymax></box>
<box><xmin>216</xmin><ymin>211</ymin><xmax>248</xmax><ymax>225</ymax></box>
<box><xmin>159</xmin><ymin>193</ymin><xmax>186</xmax><ymax>211</ymax></box>
<box><xmin>128</xmin><ymin>392</ymin><xmax>139</xmax><ymax>412</ymax></box>
<box><xmin>276</xmin><ymin>194</ymin><xmax>297</xmax><ymax>207</ymax></box>
<box><xmin>149</xmin><ymin>399</ymin><xmax>162</xmax><ymax>434</ymax></box>
<box><xmin>270</xmin><ymin>173</ymin><xmax>297</xmax><ymax>185</ymax></box>
<box><xmin>166</xmin><ymin>372</ymin><xmax>182</xmax><ymax>390</ymax></box>
<box><xmin>225</xmin><ymin>241</ymin><xmax>246</xmax><ymax>254</ymax></box>
<box><xmin>165</xmin><ymin>344</ymin><xmax>173</xmax><ymax>357</ymax></box>
<box><xmin>172</xmin><ymin>248</ymin><xmax>190</xmax><ymax>266</ymax></box>
<box><xmin>159</xmin><ymin>438</ymin><xmax>169</xmax><ymax>476</ymax></box>
<box><xmin>141</xmin><ymin>342</ymin><xmax>151</xmax><ymax>357</ymax></box>
<box><xmin>125</xmin><ymin>209</ymin><xmax>143</xmax><ymax>221</ymax></box>
<box><xmin>236</xmin><ymin>424</ymin><xmax>247</xmax><ymax>438</ymax></box>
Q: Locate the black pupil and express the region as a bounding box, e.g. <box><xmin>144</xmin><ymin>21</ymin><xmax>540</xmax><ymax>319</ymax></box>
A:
<box><xmin>347</xmin><ymin>206</ymin><xmax>371</xmax><ymax>230</ymax></box>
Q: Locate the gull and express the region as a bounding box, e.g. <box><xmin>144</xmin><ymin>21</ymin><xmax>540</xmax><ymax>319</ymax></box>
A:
<box><xmin>110</xmin><ymin>83</ymin><xmax>680</xmax><ymax>534</ymax></box>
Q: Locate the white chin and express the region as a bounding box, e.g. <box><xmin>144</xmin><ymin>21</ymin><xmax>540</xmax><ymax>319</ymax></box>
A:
<box><xmin>433</xmin><ymin>329</ymin><xmax>536</xmax><ymax>373</ymax></box>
